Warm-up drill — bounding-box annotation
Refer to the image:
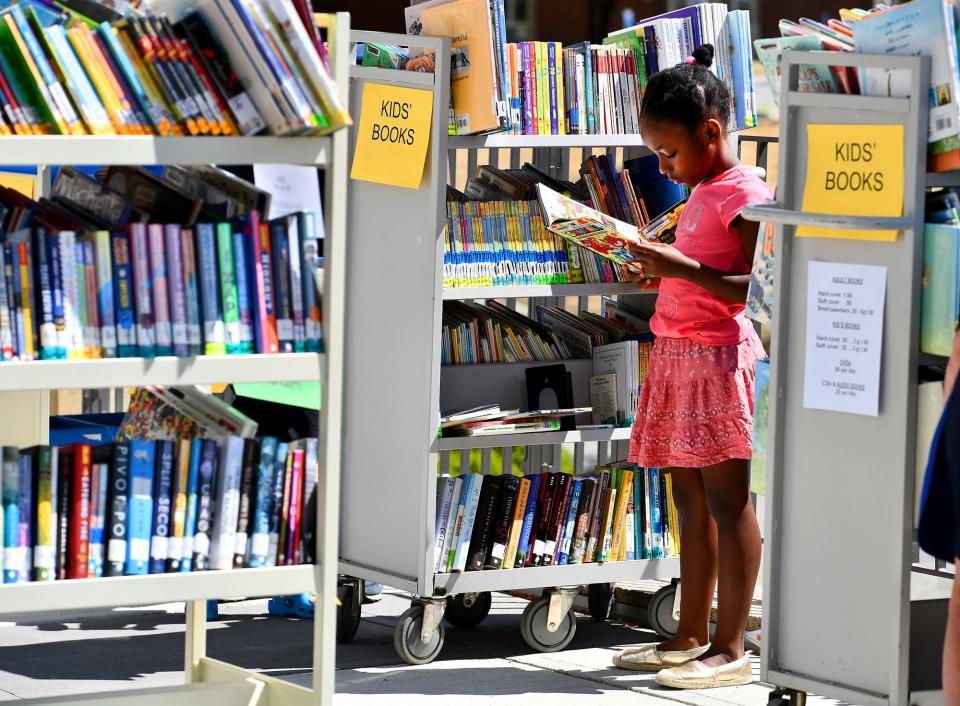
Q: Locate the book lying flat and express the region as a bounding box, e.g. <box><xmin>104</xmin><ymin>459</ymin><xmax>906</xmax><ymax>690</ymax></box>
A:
<box><xmin>536</xmin><ymin>184</ymin><xmax>684</xmax><ymax>273</ymax></box>
<box><xmin>500</xmin><ymin>407</ymin><xmax>592</xmax><ymax>422</ymax></box>
<box><xmin>440</xmin><ymin>405</ymin><xmax>518</xmax><ymax>429</ymax></box>
<box><xmin>444</xmin><ymin>420</ymin><xmax>563</xmax><ymax>437</ymax></box>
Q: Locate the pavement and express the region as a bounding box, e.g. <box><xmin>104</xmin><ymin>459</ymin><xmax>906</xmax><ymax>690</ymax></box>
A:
<box><xmin>0</xmin><ymin>587</ymin><xmax>840</xmax><ymax>706</ymax></box>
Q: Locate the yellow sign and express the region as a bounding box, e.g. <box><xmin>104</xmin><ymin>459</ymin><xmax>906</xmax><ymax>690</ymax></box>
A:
<box><xmin>799</xmin><ymin>123</ymin><xmax>905</xmax><ymax>241</ymax></box>
<box><xmin>350</xmin><ymin>82</ymin><xmax>433</xmax><ymax>190</ymax></box>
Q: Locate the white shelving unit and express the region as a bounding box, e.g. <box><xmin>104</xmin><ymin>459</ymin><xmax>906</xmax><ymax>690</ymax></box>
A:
<box><xmin>0</xmin><ymin>12</ymin><xmax>351</xmax><ymax>706</ymax></box>
<box><xmin>340</xmin><ymin>29</ymin><xmax>680</xmax><ymax>665</ymax></box>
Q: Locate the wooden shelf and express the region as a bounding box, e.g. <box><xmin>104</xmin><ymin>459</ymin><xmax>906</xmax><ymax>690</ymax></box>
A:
<box><xmin>0</xmin><ymin>135</ymin><xmax>331</xmax><ymax>166</ymax></box>
<box><xmin>433</xmin><ymin>426</ymin><xmax>632</xmax><ymax>451</ymax></box>
<box><xmin>442</xmin><ymin>283</ymin><xmax>646</xmax><ymax>299</ymax></box>
<box><xmin>0</xmin><ymin>565</ymin><xmax>315</xmax><ymax>614</ymax></box>
<box><xmin>0</xmin><ymin>353</ymin><xmax>322</xmax><ymax>390</ymax></box>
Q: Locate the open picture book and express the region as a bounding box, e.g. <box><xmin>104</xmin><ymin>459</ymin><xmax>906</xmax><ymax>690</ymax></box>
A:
<box><xmin>535</xmin><ymin>183</ymin><xmax>684</xmax><ymax>273</ymax></box>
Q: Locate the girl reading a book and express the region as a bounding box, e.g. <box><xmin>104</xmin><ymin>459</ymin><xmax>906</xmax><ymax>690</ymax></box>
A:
<box><xmin>611</xmin><ymin>46</ymin><xmax>772</xmax><ymax>689</ymax></box>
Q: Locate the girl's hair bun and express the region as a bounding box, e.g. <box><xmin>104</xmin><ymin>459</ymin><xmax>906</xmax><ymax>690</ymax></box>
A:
<box><xmin>692</xmin><ymin>43</ymin><xmax>714</xmax><ymax>68</ymax></box>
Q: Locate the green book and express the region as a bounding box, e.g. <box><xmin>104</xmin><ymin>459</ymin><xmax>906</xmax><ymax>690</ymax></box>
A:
<box><xmin>921</xmin><ymin>223</ymin><xmax>960</xmax><ymax>356</ymax></box>
<box><xmin>216</xmin><ymin>222</ymin><xmax>241</xmax><ymax>354</ymax></box>
<box><xmin>0</xmin><ymin>16</ymin><xmax>58</xmax><ymax>133</ymax></box>
<box><xmin>33</xmin><ymin>446</ymin><xmax>54</xmax><ymax>582</ymax></box>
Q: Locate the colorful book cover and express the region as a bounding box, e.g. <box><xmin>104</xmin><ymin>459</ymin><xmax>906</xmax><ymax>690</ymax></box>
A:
<box><xmin>513</xmin><ymin>472</ymin><xmax>540</xmax><ymax>567</ymax></box>
<box><xmin>266</xmin><ymin>440</ymin><xmax>288</xmax><ymax>566</ymax></box>
<box><xmin>297</xmin><ymin>211</ymin><xmax>321</xmax><ymax>351</ymax></box>
<box><xmin>126</xmin><ymin>224</ymin><xmax>156</xmax><ymax>357</ymax></box>
<box><xmin>249</xmin><ymin>436</ymin><xmax>277</xmax><ymax>567</ymax></box>
<box><xmin>42</xmin><ymin>22</ymin><xmax>113</xmax><ymax>135</ymax></box>
<box><xmin>502</xmin><ymin>476</ymin><xmax>530</xmax><ymax>569</ymax></box>
<box><xmin>453</xmin><ymin>472</ymin><xmax>482</xmax><ymax>572</ymax></box>
<box><xmin>231</xmin><ymin>229</ymin><xmax>255</xmax><ymax>354</ymax></box>
<box><xmin>83</xmin><ymin>231</ymin><xmax>117</xmax><ymax>358</ymax></box>
<box><xmin>233</xmin><ymin>437</ymin><xmax>257</xmax><ymax>567</ymax></box>
<box><xmin>110</xmin><ymin>230</ymin><xmax>136</xmax><ymax>357</ymax></box>
<box><xmin>269</xmin><ymin>218</ymin><xmax>294</xmax><ymax>352</ymax></box>
<box><xmin>250</xmin><ymin>216</ymin><xmax>279</xmax><ymax>354</ymax></box>
<box><xmin>195</xmin><ymin>223</ymin><xmax>225</xmax><ymax>355</ymax></box>
<box><xmin>31</xmin><ymin>446</ymin><xmax>54</xmax><ymax>580</ymax></box>
<box><xmin>209</xmin><ymin>436</ymin><xmax>243</xmax><ymax>570</ymax></box>
<box><xmin>166</xmin><ymin>439</ymin><xmax>190</xmax><ymax>572</ymax></box>
<box><xmin>557</xmin><ymin>478</ymin><xmax>582</xmax><ymax>565</ymax></box>
<box><xmin>179</xmin><ymin>227</ymin><xmax>203</xmax><ymax>355</ymax></box>
<box><xmin>125</xmin><ymin>439</ymin><xmax>155</xmax><ymax>575</ymax></box>
<box><xmin>0</xmin><ymin>12</ymin><xmax>61</xmax><ymax>133</ymax></box>
<box><xmin>0</xmin><ymin>246</ymin><xmax>13</xmax><ymax>360</ymax></box>
<box><xmin>88</xmin><ymin>461</ymin><xmax>108</xmax><ymax>577</ymax></box>
<box><xmin>191</xmin><ymin>438</ymin><xmax>217</xmax><ymax>571</ymax></box>
<box><xmin>105</xmin><ymin>441</ymin><xmax>129</xmax><ymax>576</ymax></box>
<box><xmin>649</xmin><ymin>468</ymin><xmax>664</xmax><ymax>558</ymax></box>
<box><xmin>284</xmin><ymin>445</ymin><xmax>304</xmax><ymax>565</ymax></box>
<box><xmin>285</xmin><ymin>214</ymin><xmax>305</xmax><ymax>351</ymax></box>
<box><xmin>82</xmin><ymin>239</ymin><xmax>103</xmax><ymax>357</ymax></box>
<box><xmin>216</xmin><ymin>222</ymin><xmax>242</xmax><ymax>354</ymax></box>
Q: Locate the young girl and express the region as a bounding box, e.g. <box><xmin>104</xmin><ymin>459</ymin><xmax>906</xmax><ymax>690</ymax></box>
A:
<box><xmin>611</xmin><ymin>45</ymin><xmax>771</xmax><ymax>689</ymax></box>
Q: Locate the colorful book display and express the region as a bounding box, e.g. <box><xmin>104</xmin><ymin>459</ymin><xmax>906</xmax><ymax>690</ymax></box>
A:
<box><xmin>433</xmin><ymin>465</ymin><xmax>680</xmax><ymax>574</ymax></box>
<box><xmin>403</xmin><ymin>1</ymin><xmax>756</xmax><ymax>135</ymax></box>
<box><xmin>0</xmin><ymin>0</ymin><xmax>349</xmax><ymax>137</ymax></box>
<box><xmin>0</xmin><ymin>434</ymin><xmax>317</xmax><ymax>583</ymax></box>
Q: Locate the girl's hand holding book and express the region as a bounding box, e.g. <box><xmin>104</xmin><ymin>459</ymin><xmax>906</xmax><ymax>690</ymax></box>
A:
<box><xmin>629</xmin><ymin>273</ymin><xmax>661</xmax><ymax>291</ymax></box>
<box><xmin>626</xmin><ymin>239</ymin><xmax>698</xmax><ymax>281</ymax></box>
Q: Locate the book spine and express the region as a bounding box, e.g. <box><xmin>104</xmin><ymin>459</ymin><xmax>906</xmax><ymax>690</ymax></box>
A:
<box><xmin>67</xmin><ymin>445</ymin><xmax>91</xmax><ymax>579</ymax></box>
<box><xmin>435</xmin><ymin>477</ymin><xmax>461</xmax><ymax>574</ymax></box>
<box><xmin>502</xmin><ymin>476</ymin><xmax>529</xmax><ymax>569</ymax></box>
<box><xmin>149</xmin><ymin>440</ymin><xmax>173</xmax><ymax>574</ymax></box>
<box><xmin>465</xmin><ymin>475</ymin><xmax>501</xmax><ymax>571</ymax></box>
<box><xmin>54</xmin><ymin>449</ymin><xmax>70</xmax><ymax>579</ymax></box>
<box><xmin>231</xmin><ymin>229</ymin><xmax>255</xmax><ymax>354</ymax></box>
<box><xmin>71</xmin><ymin>241</ymin><xmax>87</xmax><ymax>358</ymax></box>
<box><xmin>513</xmin><ymin>473</ymin><xmax>539</xmax><ymax>567</ymax></box>
<box><xmin>195</xmin><ymin>223</ymin><xmax>225</xmax><ymax>355</ymax></box>
<box><xmin>216</xmin><ymin>223</ymin><xmax>241</xmax><ymax>354</ymax></box>
<box><xmin>0</xmin><ymin>246</ymin><xmax>13</xmax><ymax>360</ymax></box>
<box><xmin>487</xmin><ymin>475</ymin><xmax>519</xmax><ymax>569</ymax></box>
<box><xmin>32</xmin><ymin>228</ymin><xmax>56</xmax><ymax>359</ymax></box>
<box><xmin>284</xmin><ymin>447</ymin><xmax>304</xmax><ymax>565</ymax></box>
<box><xmin>89</xmin><ymin>232</ymin><xmax>116</xmax><ymax>358</ymax></box>
<box><xmin>586</xmin><ymin>469</ymin><xmax>608</xmax><ymax>561</ymax></box>
<box><xmin>233</xmin><ymin>438</ymin><xmax>258</xmax><ymax>568</ymax></box>
<box><xmin>649</xmin><ymin>468</ymin><xmax>664</xmax><ymax>558</ymax></box>
<box><xmin>125</xmin><ymin>440</ymin><xmax>155</xmax><ymax>575</ymax></box>
<box><xmin>191</xmin><ymin>438</ymin><xmax>217</xmax><ymax>571</ymax></box>
<box><xmin>17</xmin><ymin>241</ymin><xmax>35</xmax><ymax>359</ymax></box>
<box><xmin>532</xmin><ymin>472</ymin><xmax>558</xmax><ymax>566</ymax></box>
<box><xmin>610</xmin><ymin>470</ymin><xmax>632</xmax><ymax>560</ymax></box>
<box><xmin>166</xmin><ymin>439</ymin><xmax>190</xmax><ymax>572</ymax></box>
<box><xmin>557</xmin><ymin>479</ymin><xmax>583</xmax><ymax>565</ymax></box>
<box><xmin>433</xmin><ymin>477</ymin><xmax>456</xmax><ymax>573</ymax></box>
<box><xmin>544</xmin><ymin>473</ymin><xmax>570</xmax><ymax>565</ymax></box>
<box><xmin>249</xmin><ymin>436</ymin><xmax>277</xmax><ymax>567</ymax></box>
<box><xmin>299</xmin><ymin>438</ymin><xmax>318</xmax><ymax>563</ymax></box>
<box><xmin>266</xmin><ymin>441</ymin><xmax>288</xmax><ymax>566</ymax></box>
<box><xmin>165</xmin><ymin>224</ymin><xmax>190</xmax><ymax>357</ymax></box>
<box><xmin>105</xmin><ymin>442</ymin><xmax>129</xmax><ymax>576</ymax></box>
<box><xmin>180</xmin><ymin>228</ymin><xmax>203</xmax><ymax>355</ymax></box>
<box><xmin>453</xmin><ymin>474</ymin><xmax>483</xmax><ymax>572</ymax></box>
<box><xmin>146</xmin><ymin>224</ymin><xmax>172</xmax><ymax>355</ymax></box>
<box><xmin>270</xmin><ymin>220</ymin><xmax>294</xmax><ymax>352</ymax></box>
<box><xmin>209</xmin><ymin>436</ymin><xmax>243</xmax><ymax>570</ymax></box>
<box><xmin>109</xmin><ymin>231</ymin><xmax>136</xmax><ymax>357</ymax></box>
<box><xmin>252</xmin><ymin>220</ymin><xmax>279</xmax><ymax>353</ymax></box>
<box><xmin>82</xmin><ymin>240</ymin><xmax>102</xmax><ymax>358</ymax></box>
<box><xmin>658</xmin><ymin>471</ymin><xmax>670</xmax><ymax>558</ymax></box>
<box><xmin>298</xmin><ymin>211</ymin><xmax>321</xmax><ymax>352</ymax></box>
<box><xmin>180</xmin><ymin>438</ymin><xmax>202</xmax><ymax>571</ymax></box>
<box><xmin>44</xmin><ymin>24</ymin><xmax>113</xmax><ymax>134</ymax></box>
<box><xmin>33</xmin><ymin>446</ymin><xmax>54</xmax><ymax>580</ymax></box>
<box><xmin>13</xmin><ymin>454</ymin><xmax>29</xmax><ymax>581</ymax></box>
<box><xmin>642</xmin><ymin>469</ymin><xmax>653</xmax><ymax>558</ymax></box>
<box><xmin>547</xmin><ymin>41</ymin><xmax>558</xmax><ymax>135</ymax></box>
<box><xmin>89</xmin><ymin>462</ymin><xmax>109</xmax><ymax>577</ymax></box>
<box><xmin>247</xmin><ymin>212</ymin><xmax>265</xmax><ymax>354</ymax></box>
<box><xmin>126</xmin><ymin>225</ymin><xmax>155</xmax><ymax>356</ymax></box>
<box><xmin>570</xmin><ymin>478</ymin><xmax>594</xmax><ymax>564</ymax></box>
<box><xmin>286</xmin><ymin>216</ymin><xmax>306</xmax><ymax>351</ymax></box>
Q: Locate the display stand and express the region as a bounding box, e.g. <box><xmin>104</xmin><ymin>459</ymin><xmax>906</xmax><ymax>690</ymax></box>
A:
<box><xmin>0</xmin><ymin>12</ymin><xmax>351</xmax><ymax>706</ymax></box>
<box><xmin>742</xmin><ymin>51</ymin><xmax>948</xmax><ymax>706</ymax></box>
<box><xmin>339</xmin><ymin>30</ymin><xmax>680</xmax><ymax>664</ymax></box>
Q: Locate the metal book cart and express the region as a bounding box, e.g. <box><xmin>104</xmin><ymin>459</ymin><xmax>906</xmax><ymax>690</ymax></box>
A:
<box><xmin>0</xmin><ymin>13</ymin><xmax>351</xmax><ymax>706</ymax></box>
<box><xmin>742</xmin><ymin>51</ymin><xmax>950</xmax><ymax>706</ymax></box>
<box><xmin>339</xmin><ymin>29</ymin><xmax>684</xmax><ymax>665</ymax></box>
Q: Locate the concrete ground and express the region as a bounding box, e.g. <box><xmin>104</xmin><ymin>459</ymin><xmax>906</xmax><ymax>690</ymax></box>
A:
<box><xmin>0</xmin><ymin>588</ymin><xmax>840</xmax><ymax>706</ymax></box>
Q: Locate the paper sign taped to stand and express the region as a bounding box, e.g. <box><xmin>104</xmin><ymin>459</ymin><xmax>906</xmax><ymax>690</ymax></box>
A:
<box><xmin>803</xmin><ymin>260</ymin><xmax>886</xmax><ymax>416</ymax></box>
<box><xmin>799</xmin><ymin>124</ymin><xmax>904</xmax><ymax>241</ymax></box>
<box><xmin>350</xmin><ymin>82</ymin><xmax>433</xmax><ymax>189</ymax></box>
<box><xmin>253</xmin><ymin>164</ymin><xmax>324</xmax><ymax>226</ymax></box>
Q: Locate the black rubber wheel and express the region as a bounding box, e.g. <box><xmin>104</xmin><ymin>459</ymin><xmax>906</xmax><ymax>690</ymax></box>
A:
<box><xmin>393</xmin><ymin>604</ymin><xmax>445</xmax><ymax>665</ymax></box>
<box><xmin>336</xmin><ymin>582</ymin><xmax>361</xmax><ymax>643</ymax></box>
<box><xmin>647</xmin><ymin>584</ymin><xmax>679</xmax><ymax>639</ymax></box>
<box><xmin>444</xmin><ymin>592</ymin><xmax>492</xmax><ymax>628</ymax></box>
<box><xmin>520</xmin><ymin>596</ymin><xmax>577</xmax><ymax>653</ymax></box>
<box><xmin>587</xmin><ymin>583</ymin><xmax>613</xmax><ymax>622</ymax></box>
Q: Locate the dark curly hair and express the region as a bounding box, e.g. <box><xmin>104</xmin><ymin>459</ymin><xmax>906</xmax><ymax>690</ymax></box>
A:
<box><xmin>639</xmin><ymin>44</ymin><xmax>730</xmax><ymax>132</ymax></box>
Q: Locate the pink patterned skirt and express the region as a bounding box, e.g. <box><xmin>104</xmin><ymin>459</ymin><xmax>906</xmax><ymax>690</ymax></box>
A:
<box><xmin>628</xmin><ymin>332</ymin><xmax>767</xmax><ymax>469</ymax></box>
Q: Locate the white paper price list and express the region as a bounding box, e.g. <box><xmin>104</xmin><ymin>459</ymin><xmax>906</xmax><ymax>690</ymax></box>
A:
<box><xmin>803</xmin><ymin>261</ymin><xmax>887</xmax><ymax>417</ymax></box>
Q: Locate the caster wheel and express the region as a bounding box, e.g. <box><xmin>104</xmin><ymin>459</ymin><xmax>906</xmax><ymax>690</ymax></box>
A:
<box><xmin>767</xmin><ymin>698</ymin><xmax>789</xmax><ymax>706</ymax></box>
<box><xmin>393</xmin><ymin>604</ymin><xmax>445</xmax><ymax>665</ymax></box>
<box><xmin>587</xmin><ymin>583</ymin><xmax>613</xmax><ymax>622</ymax></box>
<box><xmin>520</xmin><ymin>596</ymin><xmax>577</xmax><ymax>653</ymax></box>
<box><xmin>647</xmin><ymin>584</ymin><xmax>679</xmax><ymax>640</ymax></box>
<box><xmin>336</xmin><ymin>583</ymin><xmax>361</xmax><ymax>644</ymax></box>
<box><xmin>444</xmin><ymin>592</ymin><xmax>492</xmax><ymax>628</ymax></box>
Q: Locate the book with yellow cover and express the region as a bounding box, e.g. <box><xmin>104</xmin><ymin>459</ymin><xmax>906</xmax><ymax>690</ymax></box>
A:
<box><xmin>420</xmin><ymin>0</ymin><xmax>500</xmax><ymax>135</ymax></box>
<box><xmin>609</xmin><ymin>468</ymin><xmax>633</xmax><ymax>561</ymax></box>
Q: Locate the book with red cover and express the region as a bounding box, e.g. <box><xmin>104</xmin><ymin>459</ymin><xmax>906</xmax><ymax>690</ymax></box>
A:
<box><xmin>68</xmin><ymin>443</ymin><xmax>92</xmax><ymax>579</ymax></box>
<box><xmin>543</xmin><ymin>473</ymin><xmax>571</xmax><ymax>566</ymax></box>
<box><xmin>285</xmin><ymin>445</ymin><xmax>304</xmax><ymax>565</ymax></box>
<box><xmin>248</xmin><ymin>214</ymin><xmax>279</xmax><ymax>354</ymax></box>
<box><xmin>530</xmin><ymin>471</ymin><xmax>557</xmax><ymax>567</ymax></box>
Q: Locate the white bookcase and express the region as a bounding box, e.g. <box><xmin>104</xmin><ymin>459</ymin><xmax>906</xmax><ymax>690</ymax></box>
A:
<box><xmin>0</xmin><ymin>12</ymin><xmax>351</xmax><ymax>706</ymax></box>
<box><xmin>339</xmin><ymin>30</ymin><xmax>681</xmax><ymax>665</ymax></box>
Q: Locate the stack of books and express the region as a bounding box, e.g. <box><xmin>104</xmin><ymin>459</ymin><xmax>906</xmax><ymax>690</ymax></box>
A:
<box><xmin>0</xmin><ymin>434</ymin><xmax>318</xmax><ymax>582</ymax></box>
<box><xmin>404</xmin><ymin>0</ymin><xmax>756</xmax><ymax>135</ymax></box>
<box><xmin>433</xmin><ymin>464</ymin><xmax>680</xmax><ymax>574</ymax></box>
<box><xmin>0</xmin><ymin>0</ymin><xmax>349</xmax><ymax>137</ymax></box>
<box><xmin>439</xmin><ymin>405</ymin><xmax>589</xmax><ymax>437</ymax></box>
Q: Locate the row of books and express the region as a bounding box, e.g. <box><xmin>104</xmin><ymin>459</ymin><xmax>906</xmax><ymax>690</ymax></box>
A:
<box><xmin>433</xmin><ymin>464</ymin><xmax>680</xmax><ymax>575</ymax></box>
<box><xmin>757</xmin><ymin>0</ymin><xmax>960</xmax><ymax>171</ymax></box>
<box><xmin>403</xmin><ymin>0</ymin><xmax>755</xmax><ymax>135</ymax></box>
<box><xmin>0</xmin><ymin>0</ymin><xmax>348</xmax><ymax>137</ymax></box>
<box><xmin>0</xmin><ymin>208</ymin><xmax>321</xmax><ymax>361</ymax></box>
<box><xmin>0</xmin><ymin>435</ymin><xmax>316</xmax><ymax>583</ymax></box>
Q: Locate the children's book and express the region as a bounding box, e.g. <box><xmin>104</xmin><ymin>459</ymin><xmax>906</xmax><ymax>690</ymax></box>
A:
<box><xmin>753</xmin><ymin>35</ymin><xmax>836</xmax><ymax>107</ymax></box>
<box><xmin>746</xmin><ymin>220</ymin><xmax>776</xmax><ymax>325</ymax></box>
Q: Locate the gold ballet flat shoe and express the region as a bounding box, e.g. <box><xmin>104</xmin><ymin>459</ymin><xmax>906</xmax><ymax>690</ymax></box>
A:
<box><xmin>612</xmin><ymin>643</ymin><xmax>710</xmax><ymax>672</ymax></box>
<box><xmin>654</xmin><ymin>652</ymin><xmax>754</xmax><ymax>689</ymax></box>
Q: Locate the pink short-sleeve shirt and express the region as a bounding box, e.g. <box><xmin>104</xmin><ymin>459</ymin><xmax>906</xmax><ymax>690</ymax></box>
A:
<box><xmin>650</xmin><ymin>164</ymin><xmax>773</xmax><ymax>345</ymax></box>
